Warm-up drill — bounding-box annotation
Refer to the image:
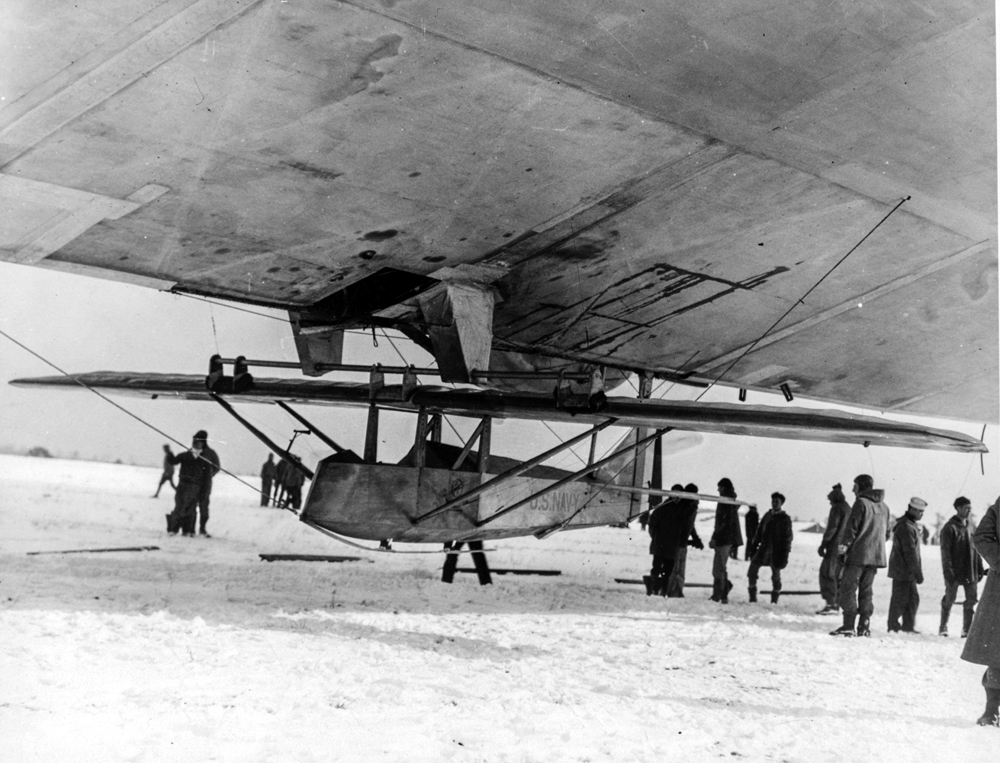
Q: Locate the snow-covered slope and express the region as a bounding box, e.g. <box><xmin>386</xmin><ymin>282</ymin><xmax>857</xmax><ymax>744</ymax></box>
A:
<box><xmin>0</xmin><ymin>455</ymin><xmax>994</xmax><ymax>762</ymax></box>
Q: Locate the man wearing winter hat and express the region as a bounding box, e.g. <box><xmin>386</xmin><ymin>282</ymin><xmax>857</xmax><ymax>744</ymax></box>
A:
<box><xmin>817</xmin><ymin>484</ymin><xmax>852</xmax><ymax>615</ymax></box>
<box><xmin>830</xmin><ymin>474</ymin><xmax>891</xmax><ymax>637</ymax></box>
<box><xmin>940</xmin><ymin>496</ymin><xmax>986</xmax><ymax>637</ymax></box>
<box><xmin>165</xmin><ymin>432</ymin><xmax>211</xmax><ymax>536</ymax></box>
<box><xmin>887</xmin><ymin>497</ymin><xmax>927</xmax><ymax>633</ymax></box>
<box><xmin>185</xmin><ymin>430</ymin><xmax>220</xmax><ymax>537</ymax></box>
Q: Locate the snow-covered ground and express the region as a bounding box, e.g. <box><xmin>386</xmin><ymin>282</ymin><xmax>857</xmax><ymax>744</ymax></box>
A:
<box><xmin>1</xmin><ymin>455</ymin><xmax>994</xmax><ymax>762</ymax></box>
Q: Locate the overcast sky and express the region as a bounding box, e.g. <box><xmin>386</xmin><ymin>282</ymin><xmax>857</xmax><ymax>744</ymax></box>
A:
<box><xmin>1</xmin><ymin>260</ymin><xmax>997</xmax><ymax>524</ymax></box>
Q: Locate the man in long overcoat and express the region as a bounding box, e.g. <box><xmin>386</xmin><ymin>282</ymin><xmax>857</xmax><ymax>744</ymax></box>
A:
<box><xmin>645</xmin><ymin>485</ymin><xmax>703</xmax><ymax>596</ymax></box>
<box><xmin>260</xmin><ymin>454</ymin><xmax>277</xmax><ymax>507</ymax></box>
<box><xmin>961</xmin><ymin>498</ymin><xmax>1000</xmax><ymax>726</ymax></box>
<box><xmin>709</xmin><ymin>478</ymin><xmax>743</xmax><ymax>604</ymax></box>
<box><xmin>743</xmin><ymin>503</ymin><xmax>759</xmax><ymax>561</ymax></box>
<box><xmin>940</xmin><ymin>496</ymin><xmax>986</xmax><ymax>637</ymax></box>
<box><xmin>830</xmin><ymin>473</ymin><xmax>891</xmax><ymax>638</ymax></box>
<box><xmin>186</xmin><ymin>430</ymin><xmax>220</xmax><ymax>537</ymax></box>
<box><xmin>664</xmin><ymin>483</ymin><xmax>704</xmax><ymax>597</ymax></box>
<box><xmin>747</xmin><ymin>492</ymin><xmax>793</xmax><ymax>604</ymax></box>
<box><xmin>165</xmin><ymin>434</ymin><xmax>211</xmax><ymax>536</ymax></box>
<box><xmin>887</xmin><ymin>497</ymin><xmax>927</xmax><ymax>633</ymax></box>
<box><xmin>817</xmin><ymin>483</ymin><xmax>851</xmax><ymax>614</ymax></box>
<box><xmin>282</xmin><ymin>455</ymin><xmax>307</xmax><ymax>510</ymax></box>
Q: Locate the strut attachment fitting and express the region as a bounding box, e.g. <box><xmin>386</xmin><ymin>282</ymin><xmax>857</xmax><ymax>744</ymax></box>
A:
<box><xmin>556</xmin><ymin>365</ymin><xmax>607</xmax><ymax>412</ymax></box>
<box><xmin>205</xmin><ymin>354</ymin><xmax>255</xmax><ymax>393</ymax></box>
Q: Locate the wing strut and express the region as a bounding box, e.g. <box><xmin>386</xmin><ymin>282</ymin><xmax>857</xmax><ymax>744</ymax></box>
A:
<box><xmin>412</xmin><ymin>418</ymin><xmax>619</xmax><ymax>524</ymax></box>
<box><xmin>276</xmin><ymin>401</ymin><xmax>346</xmax><ymax>454</ymax></box>
<box><xmin>210</xmin><ymin>393</ymin><xmax>314</xmax><ymax>480</ymax></box>
<box><xmin>475</xmin><ymin>427</ymin><xmax>668</xmax><ymax>529</ymax></box>
<box><xmin>451</xmin><ymin>417</ymin><xmax>488</xmax><ymax>471</ymax></box>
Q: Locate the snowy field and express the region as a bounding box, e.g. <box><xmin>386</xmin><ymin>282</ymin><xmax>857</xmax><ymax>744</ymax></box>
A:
<box><xmin>0</xmin><ymin>454</ymin><xmax>995</xmax><ymax>762</ymax></box>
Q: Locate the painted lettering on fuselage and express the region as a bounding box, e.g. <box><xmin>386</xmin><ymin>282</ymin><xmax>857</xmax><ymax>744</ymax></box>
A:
<box><xmin>527</xmin><ymin>490</ymin><xmax>585</xmax><ymax>513</ymax></box>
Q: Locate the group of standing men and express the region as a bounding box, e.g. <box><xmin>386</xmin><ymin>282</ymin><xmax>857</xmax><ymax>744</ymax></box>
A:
<box><xmin>645</xmin><ymin>473</ymin><xmax>999</xmax><ymax>726</ymax></box>
<box><xmin>643</xmin><ymin>478</ymin><xmax>794</xmax><ymax>605</ymax></box>
<box><xmin>817</xmin><ymin>473</ymin><xmax>989</xmax><ymax>641</ymax></box>
<box><xmin>815</xmin><ymin>473</ymin><xmax>999</xmax><ymax>727</ymax></box>
<box><xmin>707</xmin><ymin>478</ymin><xmax>794</xmax><ymax>605</ymax></box>
<box><xmin>259</xmin><ymin>452</ymin><xmax>306</xmax><ymax>509</ymax></box>
<box><xmin>157</xmin><ymin>430</ymin><xmax>220</xmax><ymax>537</ymax></box>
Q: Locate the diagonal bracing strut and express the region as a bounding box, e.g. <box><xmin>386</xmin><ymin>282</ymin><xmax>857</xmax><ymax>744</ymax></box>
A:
<box><xmin>412</xmin><ymin>418</ymin><xmax>619</xmax><ymax>524</ymax></box>
<box><xmin>211</xmin><ymin>393</ymin><xmax>314</xmax><ymax>479</ymax></box>
<box><xmin>276</xmin><ymin>401</ymin><xmax>347</xmax><ymax>454</ymax></box>
<box><xmin>474</xmin><ymin>427</ymin><xmax>668</xmax><ymax>529</ymax></box>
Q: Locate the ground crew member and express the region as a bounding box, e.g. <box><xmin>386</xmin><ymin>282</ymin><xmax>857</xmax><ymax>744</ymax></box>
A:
<box><xmin>186</xmin><ymin>430</ymin><xmax>219</xmax><ymax>537</ymax></box>
<box><xmin>260</xmin><ymin>454</ymin><xmax>277</xmax><ymax>507</ymax></box>
<box><xmin>887</xmin><ymin>497</ymin><xmax>927</xmax><ymax>633</ymax></box>
<box><xmin>153</xmin><ymin>444</ymin><xmax>176</xmax><ymax>497</ymax></box>
<box><xmin>747</xmin><ymin>492</ymin><xmax>793</xmax><ymax>604</ymax></box>
<box><xmin>817</xmin><ymin>483</ymin><xmax>851</xmax><ymax>614</ymax></box>
<box><xmin>166</xmin><ymin>434</ymin><xmax>210</xmax><ymax>536</ymax></box>
<box><xmin>940</xmin><ymin>496</ymin><xmax>986</xmax><ymax>637</ymax></box>
<box><xmin>830</xmin><ymin>474</ymin><xmax>891</xmax><ymax>638</ymax></box>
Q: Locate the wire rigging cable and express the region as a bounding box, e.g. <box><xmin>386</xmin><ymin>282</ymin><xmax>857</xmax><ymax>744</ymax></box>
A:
<box><xmin>1</xmin><ymin>327</ymin><xmax>486</xmax><ymax>555</ymax></box>
<box><xmin>697</xmin><ymin>196</ymin><xmax>911</xmax><ymax>402</ymax></box>
<box><xmin>0</xmin><ymin>326</ymin><xmax>271</xmax><ymax>504</ymax></box>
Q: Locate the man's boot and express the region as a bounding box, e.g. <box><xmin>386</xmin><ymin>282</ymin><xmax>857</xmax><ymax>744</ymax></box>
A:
<box><xmin>830</xmin><ymin>612</ymin><xmax>857</xmax><ymax>636</ymax></box>
<box><xmin>977</xmin><ymin>688</ymin><xmax>1000</xmax><ymax>727</ymax></box>
<box><xmin>710</xmin><ymin>579</ymin><xmax>721</xmax><ymax>602</ymax></box>
<box><xmin>748</xmin><ymin>586</ymin><xmax>757</xmax><ymax>603</ymax></box>
<box><xmin>962</xmin><ymin>608</ymin><xmax>975</xmax><ymax>638</ymax></box>
<box><xmin>857</xmin><ymin>616</ymin><xmax>871</xmax><ymax>637</ymax></box>
<box><xmin>939</xmin><ymin>607</ymin><xmax>950</xmax><ymax>637</ymax></box>
<box><xmin>770</xmin><ymin>591</ymin><xmax>780</xmax><ymax>605</ymax></box>
<box><xmin>643</xmin><ymin>575</ymin><xmax>653</xmax><ymax>596</ymax></box>
<box><xmin>720</xmin><ymin>578</ymin><xmax>730</xmax><ymax>604</ymax></box>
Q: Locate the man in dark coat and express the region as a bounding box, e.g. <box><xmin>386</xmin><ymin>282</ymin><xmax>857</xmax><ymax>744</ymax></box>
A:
<box><xmin>274</xmin><ymin>457</ymin><xmax>289</xmax><ymax>507</ymax></box>
<box><xmin>185</xmin><ymin>430</ymin><xmax>220</xmax><ymax>537</ymax></box>
<box><xmin>165</xmin><ymin>434</ymin><xmax>212</xmax><ymax>536</ymax></box>
<box><xmin>830</xmin><ymin>473</ymin><xmax>891</xmax><ymax>638</ymax></box>
<box><xmin>887</xmin><ymin>497</ymin><xmax>927</xmax><ymax>633</ymax></box>
<box><xmin>282</xmin><ymin>455</ymin><xmax>306</xmax><ymax>510</ymax></box>
<box><xmin>940</xmin><ymin>496</ymin><xmax>986</xmax><ymax>637</ymax></box>
<box><xmin>817</xmin><ymin>483</ymin><xmax>851</xmax><ymax>614</ymax></box>
<box><xmin>153</xmin><ymin>444</ymin><xmax>176</xmax><ymax>497</ymax></box>
<box><xmin>645</xmin><ymin>485</ymin><xmax>704</xmax><ymax>596</ymax></box>
<box><xmin>743</xmin><ymin>503</ymin><xmax>759</xmax><ymax>561</ymax></box>
<box><xmin>709</xmin><ymin>478</ymin><xmax>743</xmax><ymax>604</ymax></box>
<box><xmin>260</xmin><ymin>454</ymin><xmax>277</xmax><ymax>507</ymax></box>
<box><xmin>665</xmin><ymin>483</ymin><xmax>705</xmax><ymax>597</ymax></box>
<box><xmin>645</xmin><ymin>486</ymin><xmax>683</xmax><ymax>596</ymax></box>
<box><xmin>747</xmin><ymin>492</ymin><xmax>794</xmax><ymax>604</ymax></box>
<box><xmin>961</xmin><ymin>498</ymin><xmax>1000</xmax><ymax>726</ymax></box>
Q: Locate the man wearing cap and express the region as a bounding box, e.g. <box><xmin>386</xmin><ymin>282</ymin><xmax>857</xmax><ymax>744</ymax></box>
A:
<box><xmin>165</xmin><ymin>433</ymin><xmax>211</xmax><ymax>536</ymax></box>
<box><xmin>830</xmin><ymin>474</ymin><xmax>891</xmax><ymax>637</ymax></box>
<box><xmin>817</xmin><ymin>483</ymin><xmax>852</xmax><ymax>615</ymax></box>
<box><xmin>940</xmin><ymin>496</ymin><xmax>986</xmax><ymax>637</ymax></box>
<box><xmin>186</xmin><ymin>430</ymin><xmax>220</xmax><ymax>537</ymax></box>
<box><xmin>887</xmin><ymin>497</ymin><xmax>927</xmax><ymax>633</ymax></box>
